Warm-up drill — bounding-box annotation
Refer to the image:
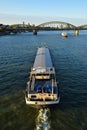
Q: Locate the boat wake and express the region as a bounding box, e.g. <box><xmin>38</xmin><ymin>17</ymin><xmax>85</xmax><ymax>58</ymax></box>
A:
<box><xmin>35</xmin><ymin>108</ymin><xmax>51</xmax><ymax>130</ymax></box>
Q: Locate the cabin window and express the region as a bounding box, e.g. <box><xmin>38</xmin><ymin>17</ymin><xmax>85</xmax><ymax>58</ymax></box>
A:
<box><xmin>32</xmin><ymin>74</ymin><xmax>35</xmax><ymax>76</ymax></box>
<box><xmin>50</xmin><ymin>74</ymin><xmax>55</xmax><ymax>78</ymax></box>
<box><xmin>36</xmin><ymin>74</ymin><xmax>49</xmax><ymax>76</ymax></box>
<box><xmin>31</xmin><ymin>95</ymin><xmax>36</xmax><ymax>98</ymax></box>
<box><xmin>50</xmin><ymin>68</ymin><xmax>53</xmax><ymax>71</ymax></box>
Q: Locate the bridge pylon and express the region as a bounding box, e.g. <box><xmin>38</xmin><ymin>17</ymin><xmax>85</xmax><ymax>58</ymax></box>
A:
<box><xmin>74</xmin><ymin>28</ymin><xmax>79</xmax><ymax>36</ymax></box>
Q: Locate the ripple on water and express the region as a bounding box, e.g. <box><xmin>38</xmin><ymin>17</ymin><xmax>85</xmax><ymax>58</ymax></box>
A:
<box><xmin>35</xmin><ymin>108</ymin><xmax>51</xmax><ymax>130</ymax></box>
<box><xmin>0</xmin><ymin>31</ymin><xmax>87</xmax><ymax>130</ymax></box>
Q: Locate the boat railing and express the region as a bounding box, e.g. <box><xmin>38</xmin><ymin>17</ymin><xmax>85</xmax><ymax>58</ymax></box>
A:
<box><xmin>31</xmin><ymin>76</ymin><xmax>35</xmax><ymax>91</ymax></box>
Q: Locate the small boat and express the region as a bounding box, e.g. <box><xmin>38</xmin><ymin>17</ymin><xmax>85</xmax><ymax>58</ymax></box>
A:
<box><xmin>33</xmin><ymin>30</ymin><xmax>37</xmax><ymax>35</ymax></box>
<box><xmin>25</xmin><ymin>46</ymin><xmax>60</xmax><ymax>107</ymax></box>
<box><xmin>61</xmin><ymin>32</ymin><xmax>68</xmax><ymax>37</ymax></box>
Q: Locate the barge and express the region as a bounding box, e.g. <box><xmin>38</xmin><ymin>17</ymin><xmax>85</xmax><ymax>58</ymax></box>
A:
<box><xmin>25</xmin><ymin>46</ymin><xmax>60</xmax><ymax>107</ymax></box>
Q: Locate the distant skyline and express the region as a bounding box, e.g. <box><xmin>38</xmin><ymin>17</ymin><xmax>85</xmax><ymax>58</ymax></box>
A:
<box><xmin>0</xmin><ymin>0</ymin><xmax>87</xmax><ymax>26</ymax></box>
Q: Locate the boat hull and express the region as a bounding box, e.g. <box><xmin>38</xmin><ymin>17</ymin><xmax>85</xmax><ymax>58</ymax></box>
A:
<box><xmin>25</xmin><ymin>96</ymin><xmax>60</xmax><ymax>108</ymax></box>
<box><xmin>61</xmin><ymin>32</ymin><xmax>68</xmax><ymax>37</ymax></box>
<box><xmin>25</xmin><ymin>46</ymin><xmax>60</xmax><ymax>108</ymax></box>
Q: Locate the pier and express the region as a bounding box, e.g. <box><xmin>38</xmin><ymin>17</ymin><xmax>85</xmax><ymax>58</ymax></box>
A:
<box><xmin>74</xmin><ymin>29</ymin><xmax>79</xmax><ymax>36</ymax></box>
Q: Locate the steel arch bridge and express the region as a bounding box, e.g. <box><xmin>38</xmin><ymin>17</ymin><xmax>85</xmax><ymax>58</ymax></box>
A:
<box><xmin>78</xmin><ymin>24</ymin><xmax>87</xmax><ymax>29</ymax></box>
<box><xmin>37</xmin><ymin>21</ymin><xmax>76</xmax><ymax>30</ymax></box>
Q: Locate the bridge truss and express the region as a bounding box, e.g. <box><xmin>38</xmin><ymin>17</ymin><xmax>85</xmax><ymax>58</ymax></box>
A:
<box><xmin>37</xmin><ymin>21</ymin><xmax>76</xmax><ymax>30</ymax></box>
<box><xmin>78</xmin><ymin>24</ymin><xmax>87</xmax><ymax>30</ymax></box>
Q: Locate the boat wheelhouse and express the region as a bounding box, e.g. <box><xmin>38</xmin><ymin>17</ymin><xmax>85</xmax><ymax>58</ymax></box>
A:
<box><xmin>25</xmin><ymin>46</ymin><xmax>60</xmax><ymax>107</ymax></box>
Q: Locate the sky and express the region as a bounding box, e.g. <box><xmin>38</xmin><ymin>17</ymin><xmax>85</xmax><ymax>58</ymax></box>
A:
<box><xmin>0</xmin><ymin>0</ymin><xmax>87</xmax><ymax>26</ymax></box>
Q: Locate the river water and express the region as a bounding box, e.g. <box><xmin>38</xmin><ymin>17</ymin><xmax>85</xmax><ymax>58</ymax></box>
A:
<box><xmin>0</xmin><ymin>31</ymin><xmax>87</xmax><ymax>130</ymax></box>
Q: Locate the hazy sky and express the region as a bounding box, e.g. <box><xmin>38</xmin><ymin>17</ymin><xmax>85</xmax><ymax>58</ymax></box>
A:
<box><xmin>0</xmin><ymin>0</ymin><xmax>87</xmax><ymax>26</ymax></box>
